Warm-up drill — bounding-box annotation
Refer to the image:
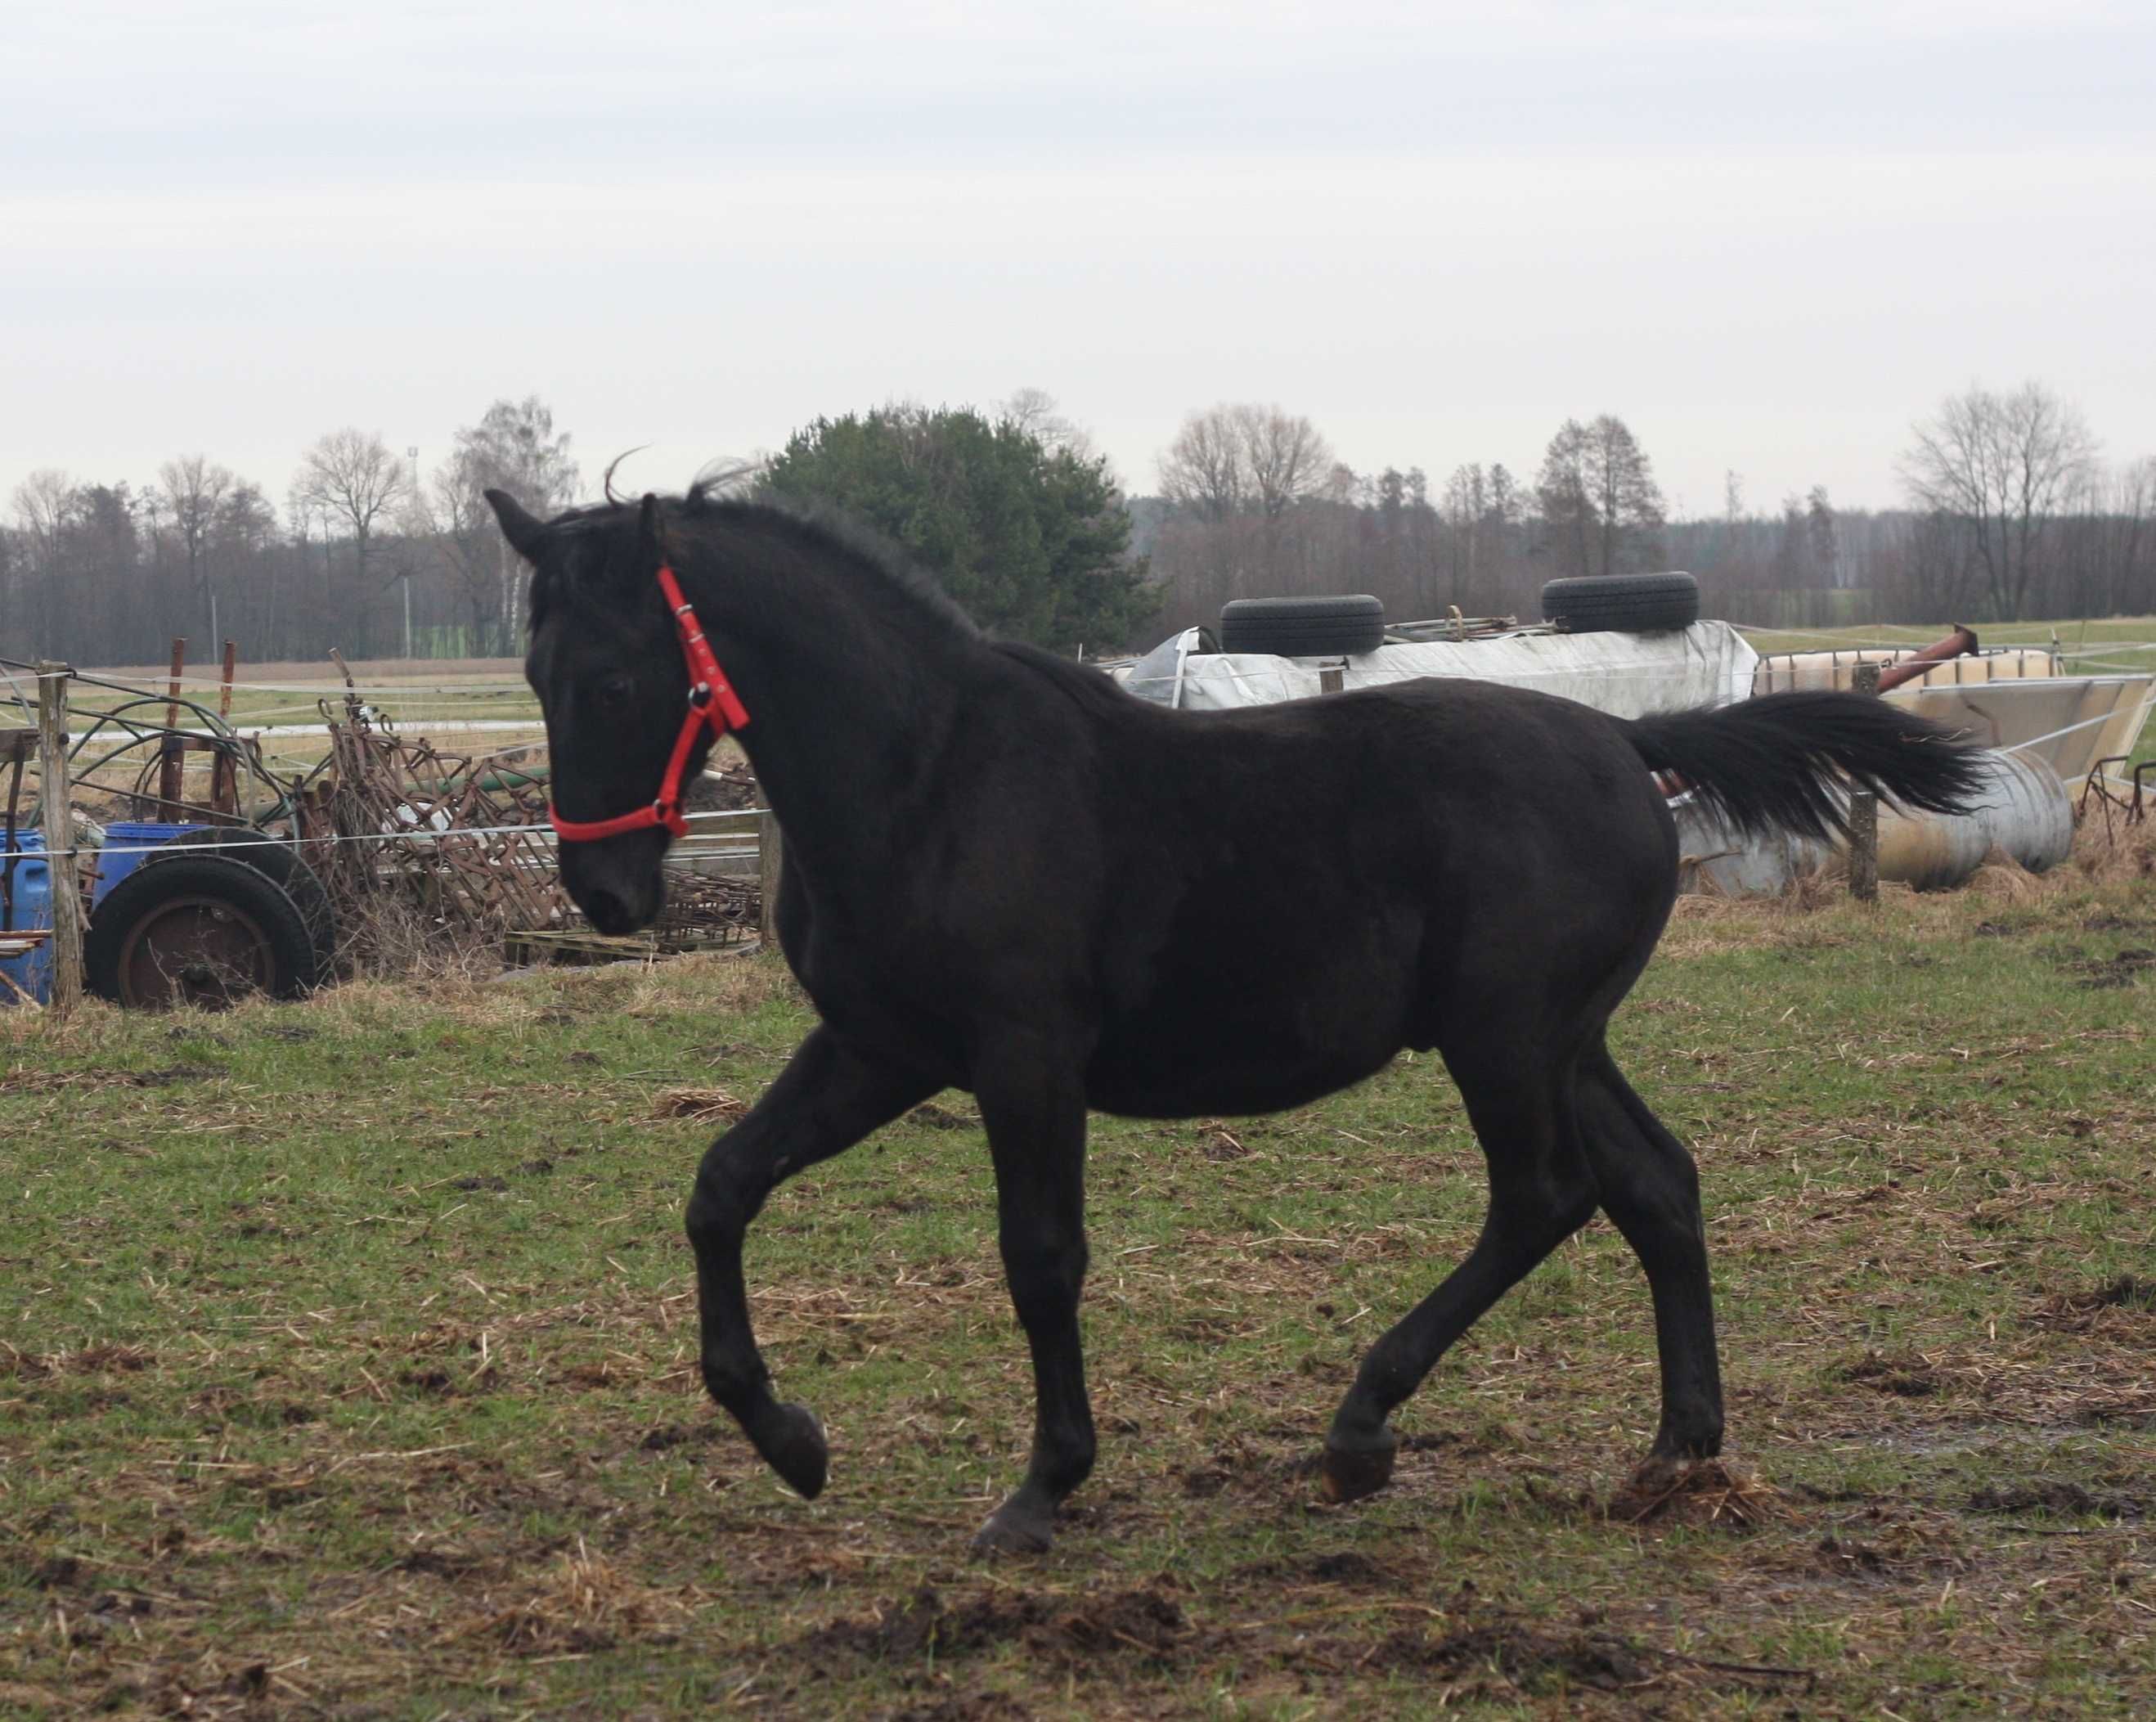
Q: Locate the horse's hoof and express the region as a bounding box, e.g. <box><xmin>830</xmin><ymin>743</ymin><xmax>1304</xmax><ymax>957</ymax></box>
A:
<box><xmin>753</xmin><ymin>1402</ymin><xmax>829</xmax><ymax>1499</ymax></box>
<box><xmin>1319</xmin><ymin>1432</ymin><xmax>1397</xmax><ymax>1504</ymax></box>
<box><xmin>972</xmin><ymin>1499</ymin><xmax>1054</xmax><ymax>1555</ymax></box>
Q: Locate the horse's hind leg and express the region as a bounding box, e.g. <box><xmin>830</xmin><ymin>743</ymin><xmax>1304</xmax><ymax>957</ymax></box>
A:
<box><xmin>1575</xmin><ymin>1045</ymin><xmax>1724</xmax><ymax>1462</ymax></box>
<box><xmin>1323</xmin><ymin>1064</ymin><xmax>1598</xmax><ymax>1502</ymax></box>
<box><xmin>971</xmin><ymin>1035</ymin><xmax>1094</xmax><ymax>1555</ymax></box>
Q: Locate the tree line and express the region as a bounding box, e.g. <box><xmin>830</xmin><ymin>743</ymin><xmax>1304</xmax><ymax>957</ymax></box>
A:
<box><xmin>5</xmin><ymin>380</ymin><xmax>2152</xmax><ymax>671</ymax></box>
<box><xmin>1</xmin><ymin>398</ymin><xmax>580</xmax><ymax>668</ymax></box>
<box><xmin>0</xmin><ymin>394</ymin><xmax>1147</xmax><ymax>668</ymax></box>
<box><xmin>1139</xmin><ymin>384</ymin><xmax>2156</xmax><ymax>637</ymax></box>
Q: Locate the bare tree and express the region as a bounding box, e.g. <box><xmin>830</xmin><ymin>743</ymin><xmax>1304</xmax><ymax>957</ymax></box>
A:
<box><xmin>1536</xmin><ymin>415</ymin><xmax>1664</xmax><ymax>578</ymax></box>
<box><xmin>1158</xmin><ymin>401</ymin><xmax>1334</xmax><ymax>520</ymax></box>
<box><xmin>10</xmin><ymin>470</ymin><xmax>74</xmax><ymax>564</ymax></box>
<box><xmin>1898</xmin><ymin>381</ymin><xmax>2099</xmax><ymax>619</ymax></box>
<box><xmin>409</xmin><ymin>460</ymin><xmax>510</xmax><ymax>651</ymax></box>
<box><xmin>447</xmin><ymin>398</ymin><xmax>579</xmax><ymax>642</ymax></box>
<box><xmin>1237</xmin><ymin>405</ymin><xmax>1335</xmax><ymax>521</ymax></box>
<box><xmin>1585</xmin><ymin>415</ymin><xmax>1664</xmax><ymax>577</ymax></box>
<box><xmin>293</xmin><ymin>429</ymin><xmax>411</xmax><ymax>594</ymax></box>
<box><xmin>998</xmin><ymin>387</ymin><xmax>1098</xmax><ymax>464</ymax></box>
<box><xmin>1535</xmin><ymin>420</ymin><xmax>1595</xmax><ymax>578</ymax></box>
<box><xmin>1441</xmin><ymin>463</ymin><xmax>1488</xmax><ymax>605</ymax></box>
<box><xmin>1157</xmin><ymin>407</ymin><xmax>1247</xmax><ymax>523</ymax></box>
<box><xmin>158</xmin><ymin>454</ymin><xmax>234</xmax><ymax>634</ymax></box>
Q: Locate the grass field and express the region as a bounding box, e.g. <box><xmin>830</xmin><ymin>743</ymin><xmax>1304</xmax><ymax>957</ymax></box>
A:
<box><xmin>4</xmin><ymin>828</ymin><xmax>2154</xmax><ymax>1717</ymax></box>
<box><xmin>1735</xmin><ymin>616</ymin><xmax>2156</xmax><ymax>661</ymax></box>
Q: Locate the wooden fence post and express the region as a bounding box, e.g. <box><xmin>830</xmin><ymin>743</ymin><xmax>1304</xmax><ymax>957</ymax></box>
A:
<box><xmin>758</xmin><ymin>808</ymin><xmax>784</xmax><ymax>946</ymax></box>
<box><xmin>1848</xmin><ymin>662</ymin><xmax>1880</xmax><ymax>902</ymax></box>
<box><xmin>36</xmin><ymin>663</ymin><xmax>84</xmax><ymax>1015</ymax></box>
<box><xmin>159</xmin><ymin>636</ymin><xmax>187</xmax><ymax>816</ymax></box>
<box><xmin>210</xmin><ymin>641</ymin><xmax>240</xmax><ymax>816</ymax></box>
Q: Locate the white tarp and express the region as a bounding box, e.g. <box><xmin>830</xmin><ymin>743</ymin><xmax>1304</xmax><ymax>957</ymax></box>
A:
<box><xmin>1116</xmin><ymin>622</ymin><xmax>1759</xmax><ymax>719</ymax></box>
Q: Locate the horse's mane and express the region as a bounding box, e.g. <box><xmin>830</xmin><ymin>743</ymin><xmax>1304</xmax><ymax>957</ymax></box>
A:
<box><xmin>680</xmin><ymin>482</ymin><xmax>981</xmax><ymax>639</ymax></box>
<box><xmin>532</xmin><ymin>482</ymin><xmax>981</xmax><ymax>641</ymax></box>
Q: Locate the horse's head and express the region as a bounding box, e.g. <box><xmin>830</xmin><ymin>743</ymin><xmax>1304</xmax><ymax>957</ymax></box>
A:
<box><xmin>489</xmin><ymin>488</ymin><xmax>703</xmax><ymax>936</ymax></box>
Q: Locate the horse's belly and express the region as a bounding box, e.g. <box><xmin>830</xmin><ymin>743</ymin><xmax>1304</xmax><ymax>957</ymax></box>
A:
<box><xmin>1085</xmin><ymin>939</ymin><xmax>1416</xmax><ymax>1120</ymax></box>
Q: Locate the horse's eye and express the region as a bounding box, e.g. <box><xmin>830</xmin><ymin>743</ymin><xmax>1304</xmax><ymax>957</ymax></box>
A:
<box><xmin>593</xmin><ymin>673</ymin><xmax>635</xmax><ymax>714</ymax></box>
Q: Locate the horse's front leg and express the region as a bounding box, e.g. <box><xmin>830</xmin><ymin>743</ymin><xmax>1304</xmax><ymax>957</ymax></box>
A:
<box><xmin>972</xmin><ymin>1036</ymin><xmax>1094</xmax><ymax>1554</ymax></box>
<box><xmin>685</xmin><ymin>1026</ymin><xmax>934</xmax><ymax>1497</ymax></box>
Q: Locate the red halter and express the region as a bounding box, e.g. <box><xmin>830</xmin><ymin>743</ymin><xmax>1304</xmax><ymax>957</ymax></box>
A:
<box><xmin>548</xmin><ymin>564</ymin><xmax>750</xmax><ymax>843</ymax></box>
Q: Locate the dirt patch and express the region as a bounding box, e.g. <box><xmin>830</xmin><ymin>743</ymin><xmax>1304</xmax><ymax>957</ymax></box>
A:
<box><xmin>1794</xmin><ymin>1504</ymin><xmax>1976</xmax><ymax>1580</ymax></box>
<box><xmin>0</xmin><ymin>1063</ymin><xmax>220</xmax><ymax>1093</ymax></box>
<box><xmin>2036</xmin><ymin>1276</ymin><xmax>2156</xmax><ymax>1332</ymax></box>
<box><xmin>1323</xmin><ymin>1603</ymin><xmax>1819</xmax><ymax>1700</ymax></box>
<box><xmin>390</xmin><ymin>1548</ymin><xmax>487</xmax><ymax>1578</ymax></box>
<box><xmin>908</xmin><ymin>1102</ymin><xmax>978</xmax><ymax>1131</ymax></box>
<box><xmin>1200</xmin><ymin>1124</ymin><xmax>1253</xmax><ymax>1162</ymax></box>
<box><xmin>2072</xmin><ymin>947</ymin><xmax>2154</xmax><ymax>989</ymax></box>
<box><xmin>1351</xmin><ymin>1617</ymin><xmax>1648</xmax><ymax>1692</ymax></box>
<box><xmin>1813</xmin><ymin>1534</ymin><xmax>1893</xmax><ymax>1576</ymax></box>
<box><xmin>1838</xmin><ymin>1351</ymin><xmax>1941</xmax><ymax>1397</ymax></box>
<box><xmin>2</xmin><ymin>1342</ymin><xmax>156</xmax><ymax>1381</ymax></box>
<box><xmin>29</xmin><ymin>1555</ymin><xmax>85</xmax><ymax>1590</ymax></box>
<box><xmin>1968</xmin><ymin>1481</ymin><xmax>2146</xmax><ymax>1520</ymax></box>
<box><xmin>1234</xmin><ymin>1550</ymin><xmax>1399</xmax><ymax>1588</ymax></box>
<box><xmin>638</xmin><ymin>1422</ymin><xmax>724</xmax><ymax>1453</ymax></box>
<box><xmin>797</xmin><ymin>1584</ymin><xmax>1191</xmax><ymax>1669</ymax></box>
<box><xmin>874</xmin><ymin>1697</ymin><xmax>1035</xmax><ymax>1722</ymax></box>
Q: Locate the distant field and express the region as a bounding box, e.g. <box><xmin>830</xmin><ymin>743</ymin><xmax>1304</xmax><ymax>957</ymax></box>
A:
<box><xmin>65</xmin><ymin>657</ymin><xmax>541</xmax><ymax>736</ymax></box>
<box><xmin>1736</xmin><ymin>615</ymin><xmax>2156</xmax><ymax>663</ymax></box>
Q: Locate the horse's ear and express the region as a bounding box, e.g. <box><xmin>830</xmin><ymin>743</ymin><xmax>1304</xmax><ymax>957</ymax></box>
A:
<box><xmin>636</xmin><ymin>493</ymin><xmax>665</xmax><ymax>569</ymax></box>
<box><xmin>486</xmin><ymin>489</ymin><xmax>547</xmax><ymax>562</ymax></box>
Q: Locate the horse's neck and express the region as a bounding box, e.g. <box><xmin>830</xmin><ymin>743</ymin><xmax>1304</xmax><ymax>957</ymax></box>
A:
<box><xmin>681</xmin><ymin>551</ymin><xmax>972</xmax><ymax>878</ymax></box>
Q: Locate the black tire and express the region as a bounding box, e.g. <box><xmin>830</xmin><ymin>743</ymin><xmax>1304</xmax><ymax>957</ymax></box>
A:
<box><xmin>1219</xmin><ymin>595</ymin><xmax>1386</xmax><ymax>657</ymax></box>
<box><xmin>85</xmin><ymin>852</ymin><xmax>320</xmax><ymax>1009</ymax></box>
<box><xmin>165</xmin><ymin>830</ymin><xmax>339</xmax><ymax>973</ymax></box>
<box><xmin>1540</xmin><ymin>572</ymin><xmax>1699</xmax><ymax>634</ymax></box>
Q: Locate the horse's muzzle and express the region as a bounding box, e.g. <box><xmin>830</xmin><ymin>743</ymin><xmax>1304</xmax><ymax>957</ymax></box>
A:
<box><xmin>559</xmin><ymin>839</ymin><xmax>666</xmax><ymax>934</ymax></box>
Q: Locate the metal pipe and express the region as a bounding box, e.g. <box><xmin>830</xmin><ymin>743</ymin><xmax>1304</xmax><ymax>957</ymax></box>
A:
<box><xmin>1875</xmin><ymin>626</ymin><xmax>1979</xmax><ymax>694</ymax></box>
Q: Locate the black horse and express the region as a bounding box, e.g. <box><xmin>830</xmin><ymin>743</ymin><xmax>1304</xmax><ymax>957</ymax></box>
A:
<box><xmin>488</xmin><ymin>485</ymin><xmax>1983</xmax><ymax>1553</ymax></box>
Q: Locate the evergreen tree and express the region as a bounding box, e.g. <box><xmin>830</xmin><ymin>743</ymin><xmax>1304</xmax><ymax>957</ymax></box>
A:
<box><xmin>762</xmin><ymin>403</ymin><xmax>1156</xmax><ymax>653</ymax></box>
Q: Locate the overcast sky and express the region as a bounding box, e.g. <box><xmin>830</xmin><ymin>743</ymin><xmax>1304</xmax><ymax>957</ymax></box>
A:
<box><xmin>6</xmin><ymin>1</ymin><xmax>2152</xmax><ymax>521</ymax></box>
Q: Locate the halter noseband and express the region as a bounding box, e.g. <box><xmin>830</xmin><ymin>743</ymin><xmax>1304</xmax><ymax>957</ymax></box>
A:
<box><xmin>548</xmin><ymin>564</ymin><xmax>750</xmax><ymax>843</ymax></box>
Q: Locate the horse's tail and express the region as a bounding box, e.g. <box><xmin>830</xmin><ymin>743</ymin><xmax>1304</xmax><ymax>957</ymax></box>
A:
<box><xmin>1621</xmin><ymin>690</ymin><xmax>1989</xmax><ymax>843</ymax></box>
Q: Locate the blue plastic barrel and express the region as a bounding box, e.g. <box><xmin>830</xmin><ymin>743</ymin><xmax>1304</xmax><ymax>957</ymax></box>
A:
<box><xmin>0</xmin><ymin>830</ymin><xmax>52</xmax><ymax>1006</ymax></box>
<box><xmin>95</xmin><ymin>821</ymin><xmax>210</xmax><ymax>904</ymax></box>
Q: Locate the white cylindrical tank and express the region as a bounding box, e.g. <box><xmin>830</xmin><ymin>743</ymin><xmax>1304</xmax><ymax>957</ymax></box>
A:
<box><xmin>1673</xmin><ymin>751</ymin><xmax>2073</xmax><ymax>896</ymax></box>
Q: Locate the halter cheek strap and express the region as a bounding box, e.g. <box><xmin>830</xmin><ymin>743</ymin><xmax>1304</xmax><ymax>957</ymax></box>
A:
<box><xmin>548</xmin><ymin>564</ymin><xmax>750</xmax><ymax>843</ymax></box>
